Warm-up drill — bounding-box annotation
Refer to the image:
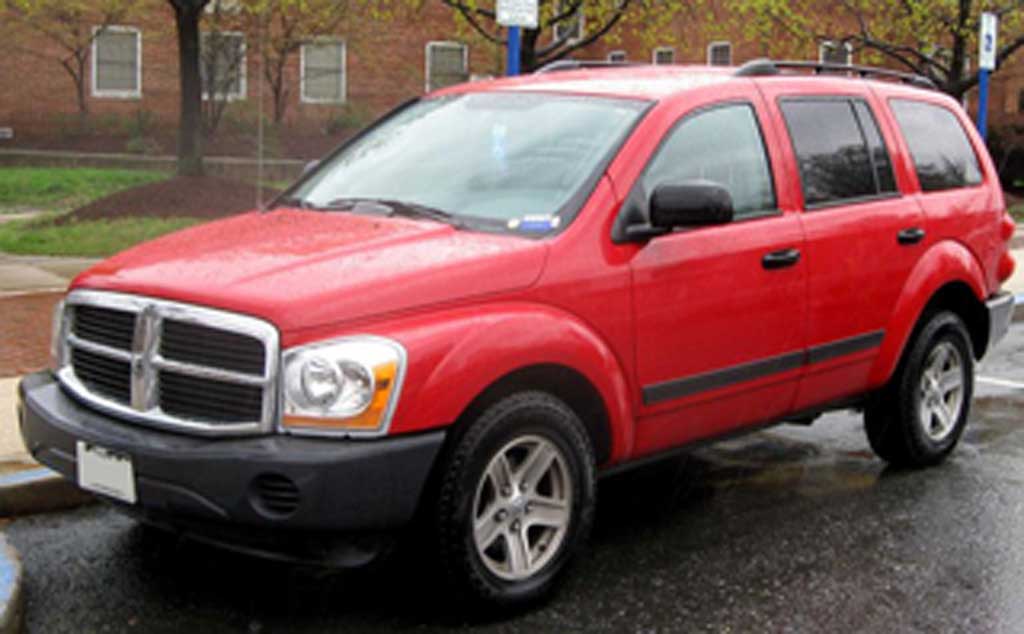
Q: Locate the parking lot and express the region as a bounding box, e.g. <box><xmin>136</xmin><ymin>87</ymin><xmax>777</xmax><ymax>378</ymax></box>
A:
<box><xmin>4</xmin><ymin>324</ymin><xmax>1024</xmax><ymax>633</ymax></box>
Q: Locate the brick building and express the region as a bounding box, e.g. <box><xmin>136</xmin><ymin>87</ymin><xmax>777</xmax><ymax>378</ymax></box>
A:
<box><xmin>0</xmin><ymin>1</ymin><xmax>1022</xmax><ymax>161</ymax></box>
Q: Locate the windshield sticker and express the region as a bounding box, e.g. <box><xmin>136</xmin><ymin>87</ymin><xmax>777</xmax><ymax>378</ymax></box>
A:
<box><xmin>508</xmin><ymin>215</ymin><xmax>561</xmax><ymax>233</ymax></box>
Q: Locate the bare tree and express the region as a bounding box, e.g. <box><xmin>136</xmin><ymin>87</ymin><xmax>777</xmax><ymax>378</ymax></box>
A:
<box><xmin>167</xmin><ymin>0</ymin><xmax>212</xmax><ymax>175</ymax></box>
<box><xmin>4</xmin><ymin>0</ymin><xmax>144</xmax><ymax>119</ymax></box>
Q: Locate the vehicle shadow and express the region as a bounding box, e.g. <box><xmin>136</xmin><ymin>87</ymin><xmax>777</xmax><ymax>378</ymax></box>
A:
<box><xmin>111</xmin><ymin>428</ymin><xmax>891</xmax><ymax>631</ymax></box>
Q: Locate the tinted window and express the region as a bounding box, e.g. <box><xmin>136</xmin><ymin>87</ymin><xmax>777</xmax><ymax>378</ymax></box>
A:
<box><xmin>782</xmin><ymin>99</ymin><xmax>897</xmax><ymax>206</ymax></box>
<box><xmin>642</xmin><ymin>104</ymin><xmax>776</xmax><ymax>220</ymax></box>
<box><xmin>853</xmin><ymin>101</ymin><xmax>897</xmax><ymax>194</ymax></box>
<box><xmin>890</xmin><ymin>99</ymin><xmax>982</xmax><ymax>192</ymax></box>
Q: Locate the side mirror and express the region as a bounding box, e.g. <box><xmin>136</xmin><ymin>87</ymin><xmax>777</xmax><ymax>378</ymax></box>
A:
<box><xmin>649</xmin><ymin>181</ymin><xmax>734</xmax><ymax>229</ymax></box>
<box><xmin>303</xmin><ymin>160</ymin><xmax>320</xmax><ymax>176</ymax></box>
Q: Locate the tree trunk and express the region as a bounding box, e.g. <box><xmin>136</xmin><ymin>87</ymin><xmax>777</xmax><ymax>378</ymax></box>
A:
<box><xmin>173</xmin><ymin>3</ymin><xmax>205</xmax><ymax>176</ymax></box>
<box><xmin>521</xmin><ymin>28</ymin><xmax>539</xmax><ymax>72</ymax></box>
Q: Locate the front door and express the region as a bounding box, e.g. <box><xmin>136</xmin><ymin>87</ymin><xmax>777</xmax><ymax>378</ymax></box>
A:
<box><xmin>628</xmin><ymin>98</ymin><xmax>807</xmax><ymax>456</ymax></box>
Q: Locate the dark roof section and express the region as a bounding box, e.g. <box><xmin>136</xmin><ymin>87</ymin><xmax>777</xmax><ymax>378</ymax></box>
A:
<box><xmin>735</xmin><ymin>58</ymin><xmax>936</xmax><ymax>90</ymax></box>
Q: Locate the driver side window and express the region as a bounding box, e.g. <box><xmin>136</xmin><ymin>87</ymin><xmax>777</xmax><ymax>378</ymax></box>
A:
<box><xmin>642</xmin><ymin>103</ymin><xmax>777</xmax><ymax>220</ymax></box>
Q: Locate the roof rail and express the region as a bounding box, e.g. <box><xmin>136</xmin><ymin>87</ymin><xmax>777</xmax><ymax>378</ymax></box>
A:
<box><xmin>535</xmin><ymin>59</ymin><xmax>638</xmax><ymax>74</ymax></box>
<box><xmin>735</xmin><ymin>58</ymin><xmax>936</xmax><ymax>90</ymax></box>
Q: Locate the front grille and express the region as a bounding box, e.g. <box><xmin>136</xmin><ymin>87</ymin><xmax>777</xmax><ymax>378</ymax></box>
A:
<box><xmin>59</xmin><ymin>292</ymin><xmax>278</xmax><ymax>436</ymax></box>
<box><xmin>161</xmin><ymin>320</ymin><xmax>266</xmax><ymax>375</ymax></box>
<box><xmin>71</xmin><ymin>347</ymin><xmax>131</xmax><ymax>403</ymax></box>
<box><xmin>159</xmin><ymin>371</ymin><xmax>264</xmax><ymax>423</ymax></box>
<box><xmin>73</xmin><ymin>305</ymin><xmax>135</xmax><ymax>349</ymax></box>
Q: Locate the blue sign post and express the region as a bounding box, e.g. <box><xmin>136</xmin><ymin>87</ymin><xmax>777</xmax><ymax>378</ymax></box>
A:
<box><xmin>496</xmin><ymin>0</ymin><xmax>534</xmax><ymax>76</ymax></box>
<box><xmin>508</xmin><ymin>26</ymin><xmax>521</xmax><ymax>76</ymax></box>
<box><xmin>978</xmin><ymin>12</ymin><xmax>998</xmax><ymax>140</ymax></box>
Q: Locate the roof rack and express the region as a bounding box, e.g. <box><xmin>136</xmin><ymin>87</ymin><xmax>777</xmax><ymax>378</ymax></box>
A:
<box><xmin>534</xmin><ymin>59</ymin><xmax>638</xmax><ymax>74</ymax></box>
<box><xmin>735</xmin><ymin>58</ymin><xmax>936</xmax><ymax>90</ymax></box>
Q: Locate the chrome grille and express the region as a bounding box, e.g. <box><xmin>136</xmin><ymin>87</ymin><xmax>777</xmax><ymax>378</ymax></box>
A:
<box><xmin>56</xmin><ymin>291</ymin><xmax>279</xmax><ymax>436</ymax></box>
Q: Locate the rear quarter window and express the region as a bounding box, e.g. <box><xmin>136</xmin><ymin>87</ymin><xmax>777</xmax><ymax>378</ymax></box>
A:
<box><xmin>780</xmin><ymin>98</ymin><xmax>898</xmax><ymax>208</ymax></box>
<box><xmin>889</xmin><ymin>99</ymin><xmax>982</xmax><ymax>192</ymax></box>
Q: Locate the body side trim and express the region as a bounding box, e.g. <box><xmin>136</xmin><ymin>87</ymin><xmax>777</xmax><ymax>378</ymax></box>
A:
<box><xmin>642</xmin><ymin>329</ymin><xmax>885</xmax><ymax>405</ymax></box>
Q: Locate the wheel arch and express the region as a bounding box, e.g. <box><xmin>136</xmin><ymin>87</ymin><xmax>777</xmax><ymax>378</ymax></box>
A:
<box><xmin>871</xmin><ymin>241</ymin><xmax>989</xmax><ymax>386</ymax></box>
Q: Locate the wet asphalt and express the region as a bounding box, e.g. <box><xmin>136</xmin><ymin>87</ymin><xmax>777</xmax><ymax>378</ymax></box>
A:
<box><xmin>9</xmin><ymin>325</ymin><xmax>1024</xmax><ymax>633</ymax></box>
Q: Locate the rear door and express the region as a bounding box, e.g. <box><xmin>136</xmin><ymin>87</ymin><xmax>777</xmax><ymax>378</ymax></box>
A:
<box><xmin>760</xmin><ymin>87</ymin><xmax>925</xmax><ymax>410</ymax></box>
<box><xmin>627</xmin><ymin>92</ymin><xmax>808</xmax><ymax>456</ymax></box>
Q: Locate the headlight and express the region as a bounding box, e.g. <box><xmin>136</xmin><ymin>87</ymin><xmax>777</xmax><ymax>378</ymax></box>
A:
<box><xmin>49</xmin><ymin>299</ymin><xmax>67</xmax><ymax>371</ymax></box>
<box><xmin>280</xmin><ymin>336</ymin><xmax>406</xmax><ymax>436</ymax></box>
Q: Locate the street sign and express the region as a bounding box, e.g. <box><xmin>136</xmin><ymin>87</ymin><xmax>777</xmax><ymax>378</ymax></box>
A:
<box><xmin>980</xmin><ymin>12</ymin><xmax>998</xmax><ymax>71</ymax></box>
<box><xmin>497</xmin><ymin>0</ymin><xmax>538</xmax><ymax>29</ymax></box>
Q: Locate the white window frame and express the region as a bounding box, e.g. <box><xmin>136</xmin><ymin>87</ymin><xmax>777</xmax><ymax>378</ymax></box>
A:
<box><xmin>818</xmin><ymin>40</ymin><xmax>853</xmax><ymax>66</ymax></box>
<box><xmin>707</xmin><ymin>40</ymin><xmax>732</xmax><ymax>66</ymax></box>
<box><xmin>652</xmin><ymin>46</ymin><xmax>675</xmax><ymax>65</ymax></box>
<box><xmin>553</xmin><ymin>5</ymin><xmax>585</xmax><ymax>44</ymax></box>
<box><xmin>201</xmin><ymin>31</ymin><xmax>247</xmax><ymax>102</ymax></box>
<box><xmin>300</xmin><ymin>39</ymin><xmax>347</xmax><ymax>104</ymax></box>
<box><xmin>91</xmin><ymin>25</ymin><xmax>142</xmax><ymax>100</ymax></box>
<box><xmin>424</xmin><ymin>41</ymin><xmax>469</xmax><ymax>93</ymax></box>
<box><xmin>607</xmin><ymin>50</ymin><xmax>627</xmax><ymax>63</ymax></box>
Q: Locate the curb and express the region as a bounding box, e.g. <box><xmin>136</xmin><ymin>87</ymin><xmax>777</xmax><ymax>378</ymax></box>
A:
<box><xmin>0</xmin><ymin>468</ymin><xmax>94</xmax><ymax>518</ymax></box>
<box><xmin>0</xmin><ymin>534</ymin><xmax>23</xmax><ymax>634</ymax></box>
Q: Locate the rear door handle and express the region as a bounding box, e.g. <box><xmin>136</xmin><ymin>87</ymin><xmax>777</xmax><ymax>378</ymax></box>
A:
<box><xmin>762</xmin><ymin>248</ymin><xmax>801</xmax><ymax>270</ymax></box>
<box><xmin>897</xmin><ymin>227</ymin><xmax>926</xmax><ymax>245</ymax></box>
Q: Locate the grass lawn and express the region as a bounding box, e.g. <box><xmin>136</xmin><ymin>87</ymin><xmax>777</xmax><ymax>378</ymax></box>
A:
<box><xmin>0</xmin><ymin>167</ymin><xmax>167</xmax><ymax>212</ymax></box>
<box><xmin>0</xmin><ymin>215</ymin><xmax>201</xmax><ymax>257</ymax></box>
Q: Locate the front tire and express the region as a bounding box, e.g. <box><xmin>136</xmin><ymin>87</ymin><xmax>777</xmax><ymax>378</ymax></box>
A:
<box><xmin>865</xmin><ymin>311</ymin><xmax>974</xmax><ymax>467</ymax></box>
<box><xmin>434</xmin><ymin>391</ymin><xmax>596</xmax><ymax>608</ymax></box>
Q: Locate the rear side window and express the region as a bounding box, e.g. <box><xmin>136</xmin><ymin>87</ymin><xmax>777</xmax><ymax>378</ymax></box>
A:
<box><xmin>781</xmin><ymin>98</ymin><xmax>898</xmax><ymax>207</ymax></box>
<box><xmin>890</xmin><ymin>99</ymin><xmax>982</xmax><ymax>192</ymax></box>
<box><xmin>642</xmin><ymin>103</ymin><xmax>776</xmax><ymax>220</ymax></box>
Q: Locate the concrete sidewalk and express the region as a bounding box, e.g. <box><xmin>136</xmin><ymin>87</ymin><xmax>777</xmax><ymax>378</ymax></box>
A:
<box><xmin>0</xmin><ymin>253</ymin><xmax>97</xmax><ymax>296</ymax></box>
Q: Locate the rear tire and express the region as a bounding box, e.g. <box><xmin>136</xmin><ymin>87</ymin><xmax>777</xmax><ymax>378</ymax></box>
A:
<box><xmin>434</xmin><ymin>391</ymin><xmax>596</xmax><ymax>609</ymax></box>
<box><xmin>865</xmin><ymin>311</ymin><xmax>973</xmax><ymax>467</ymax></box>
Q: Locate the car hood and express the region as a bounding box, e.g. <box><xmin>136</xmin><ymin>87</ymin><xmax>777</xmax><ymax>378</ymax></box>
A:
<box><xmin>72</xmin><ymin>209</ymin><xmax>549</xmax><ymax>334</ymax></box>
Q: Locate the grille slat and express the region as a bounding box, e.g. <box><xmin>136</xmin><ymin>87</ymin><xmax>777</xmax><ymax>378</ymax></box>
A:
<box><xmin>64</xmin><ymin>298</ymin><xmax>274</xmax><ymax>433</ymax></box>
<box><xmin>159</xmin><ymin>372</ymin><xmax>264</xmax><ymax>423</ymax></box>
<box><xmin>161</xmin><ymin>320</ymin><xmax>266</xmax><ymax>375</ymax></box>
<box><xmin>72</xmin><ymin>348</ymin><xmax>131</xmax><ymax>403</ymax></box>
<box><xmin>73</xmin><ymin>305</ymin><xmax>135</xmax><ymax>350</ymax></box>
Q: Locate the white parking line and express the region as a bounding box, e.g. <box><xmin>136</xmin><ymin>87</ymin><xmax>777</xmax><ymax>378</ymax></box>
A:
<box><xmin>977</xmin><ymin>376</ymin><xmax>1024</xmax><ymax>390</ymax></box>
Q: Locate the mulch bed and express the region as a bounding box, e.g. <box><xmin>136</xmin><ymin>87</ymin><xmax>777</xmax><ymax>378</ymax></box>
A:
<box><xmin>56</xmin><ymin>175</ymin><xmax>282</xmax><ymax>224</ymax></box>
<box><xmin>0</xmin><ymin>292</ymin><xmax>62</xmax><ymax>378</ymax></box>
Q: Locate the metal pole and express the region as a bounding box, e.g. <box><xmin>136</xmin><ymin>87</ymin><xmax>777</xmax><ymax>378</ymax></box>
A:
<box><xmin>507</xmin><ymin>26</ymin><xmax>521</xmax><ymax>76</ymax></box>
<box><xmin>977</xmin><ymin>68</ymin><xmax>990</xmax><ymax>140</ymax></box>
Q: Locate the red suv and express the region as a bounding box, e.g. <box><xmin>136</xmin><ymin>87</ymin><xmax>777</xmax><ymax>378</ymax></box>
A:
<box><xmin>18</xmin><ymin>59</ymin><xmax>1016</xmax><ymax>607</ymax></box>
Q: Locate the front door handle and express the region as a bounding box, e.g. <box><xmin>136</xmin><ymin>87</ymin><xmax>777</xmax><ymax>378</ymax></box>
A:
<box><xmin>897</xmin><ymin>227</ymin><xmax>926</xmax><ymax>245</ymax></box>
<box><xmin>762</xmin><ymin>248</ymin><xmax>801</xmax><ymax>270</ymax></box>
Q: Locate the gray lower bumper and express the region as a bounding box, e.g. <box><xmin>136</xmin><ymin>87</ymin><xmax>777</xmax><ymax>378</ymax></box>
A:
<box><xmin>987</xmin><ymin>291</ymin><xmax>1015</xmax><ymax>353</ymax></box>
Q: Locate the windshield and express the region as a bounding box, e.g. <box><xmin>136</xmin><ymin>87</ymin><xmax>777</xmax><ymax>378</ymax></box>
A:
<box><xmin>288</xmin><ymin>92</ymin><xmax>647</xmax><ymax>231</ymax></box>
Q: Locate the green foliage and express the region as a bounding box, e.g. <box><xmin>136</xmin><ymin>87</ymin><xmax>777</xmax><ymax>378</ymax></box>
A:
<box><xmin>0</xmin><ymin>215</ymin><xmax>201</xmax><ymax>257</ymax></box>
<box><xmin>323</xmin><ymin>103</ymin><xmax>373</xmax><ymax>136</ymax></box>
<box><xmin>0</xmin><ymin>168</ymin><xmax>167</xmax><ymax>211</ymax></box>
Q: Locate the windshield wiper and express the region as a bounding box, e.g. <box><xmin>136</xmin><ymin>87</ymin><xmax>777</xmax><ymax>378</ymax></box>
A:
<box><xmin>318</xmin><ymin>197</ymin><xmax>466</xmax><ymax>228</ymax></box>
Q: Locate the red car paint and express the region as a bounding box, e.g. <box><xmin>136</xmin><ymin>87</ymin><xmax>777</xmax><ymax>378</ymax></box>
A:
<box><xmin>71</xmin><ymin>66</ymin><xmax>1014</xmax><ymax>468</ymax></box>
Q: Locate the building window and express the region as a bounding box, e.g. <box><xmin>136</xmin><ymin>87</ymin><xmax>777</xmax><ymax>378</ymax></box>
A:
<box><xmin>92</xmin><ymin>26</ymin><xmax>141</xmax><ymax>99</ymax></box>
<box><xmin>608</xmin><ymin>50</ymin><xmax>627</xmax><ymax>63</ymax></box>
<box><xmin>819</xmin><ymin>40</ymin><xmax>852</xmax><ymax>65</ymax></box>
<box><xmin>553</xmin><ymin>1</ymin><xmax>584</xmax><ymax>42</ymax></box>
<box><xmin>653</xmin><ymin>47</ymin><xmax>675</xmax><ymax>65</ymax></box>
<box><xmin>1017</xmin><ymin>88</ymin><xmax>1024</xmax><ymax>114</ymax></box>
<box><xmin>301</xmin><ymin>41</ymin><xmax>346</xmax><ymax>103</ymax></box>
<box><xmin>201</xmin><ymin>32</ymin><xmax>246</xmax><ymax>101</ymax></box>
<box><xmin>707</xmin><ymin>41</ymin><xmax>732</xmax><ymax>66</ymax></box>
<box><xmin>425</xmin><ymin>41</ymin><xmax>468</xmax><ymax>92</ymax></box>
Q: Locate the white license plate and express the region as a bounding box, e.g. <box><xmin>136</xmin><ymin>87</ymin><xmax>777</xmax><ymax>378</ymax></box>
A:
<box><xmin>76</xmin><ymin>441</ymin><xmax>136</xmax><ymax>504</ymax></box>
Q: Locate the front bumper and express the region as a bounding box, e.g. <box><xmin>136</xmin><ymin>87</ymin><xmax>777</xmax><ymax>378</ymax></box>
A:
<box><xmin>18</xmin><ymin>371</ymin><xmax>445</xmax><ymax>564</ymax></box>
<box><xmin>986</xmin><ymin>291</ymin><xmax>1015</xmax><ymax>354</ymax></box>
